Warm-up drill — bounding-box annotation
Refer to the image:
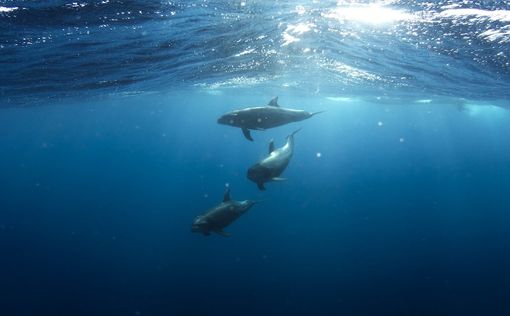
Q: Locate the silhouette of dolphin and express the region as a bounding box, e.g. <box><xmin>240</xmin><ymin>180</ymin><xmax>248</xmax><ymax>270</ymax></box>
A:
<box><xmin>247</xmin><ymin>129</ymin><xmax>301</xmax><ymax>191</ymax></box>
<box><xmin>217</xmin><ymin>97</ymin><xmax>322</xmax><ymax>141</ymax></box>
<box><xmin>191</xmin><ymin>187</ymin><xmax>256</xmax><ymax>237</ymax></box>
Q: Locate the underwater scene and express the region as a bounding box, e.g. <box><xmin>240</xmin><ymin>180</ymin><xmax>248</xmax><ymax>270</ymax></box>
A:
<box><xmin>1</xmin><ymin>1</ymin><xmax>510</xmax><ymax>315</ymax></box>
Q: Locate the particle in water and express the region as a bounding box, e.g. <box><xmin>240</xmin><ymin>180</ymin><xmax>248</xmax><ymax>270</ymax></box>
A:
<box><xmin>316</xmin><ymin>152</ymin><xmax>322</xmax><ymax>158</ymax></box>
<box><xmin>399</xmin><ymin>138</ymin><xmax>405</xmax><ymax>143</ymax></box>
<box><xmin>377</xmin><ymin>121</ymin><xmax>383</xmax><ymax>126</ymax></box>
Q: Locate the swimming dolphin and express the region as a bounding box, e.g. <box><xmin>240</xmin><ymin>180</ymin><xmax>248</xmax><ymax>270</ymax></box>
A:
<box><xmin>247</xmin><ymin>129</ymin><xmax>301</xmax><ymax>191</ymax></box>
<box><xmin>191</xmin><ymin>187</ymin><xmax>256</xmax><ymax>237</ymax></box>
<box><xmin>217</xmin><ymin>97</ymin><xmax>322</xmax><ymax>141</ymax></box>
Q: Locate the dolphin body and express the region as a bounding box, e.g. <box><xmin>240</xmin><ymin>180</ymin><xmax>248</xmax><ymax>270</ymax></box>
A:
<box><xmin>247</xmin><ymin>129</ymin><xmax>300</xmax><ymax>191</ymax></box>
<box><xmin>217</xmin><ymin>97</ymin><xmax>321</xmax><ymax>141</ymax></box>
<box><xmin>191</xmin><ymin>188</ymin><xmax>256</xmax><ymax>237</ymax></box>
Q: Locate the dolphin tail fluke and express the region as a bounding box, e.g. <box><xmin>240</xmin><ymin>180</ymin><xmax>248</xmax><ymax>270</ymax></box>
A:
<box><xmin>290</xmin><ymin>128</ymin><xmax>302</xmax><ymax>137</ymax></box>
<box><xmin>257</xmin><ymin>182</ymin><xmax>266</xmax><ymax>191</ymax></box>
<box><xmin>242</xmin><ymin>127</ymin><xmax>253</xmax><ymax>141</ymax></box>
<box><xmin>311</xmin><ymin>110</ymin><xmax>325</xmax><ymax>117</ymax></box>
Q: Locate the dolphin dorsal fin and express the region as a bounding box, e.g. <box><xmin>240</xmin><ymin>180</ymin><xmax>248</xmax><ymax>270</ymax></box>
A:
<box><xmin>223</xmin><ymin>188</ymin><xmax>231</xmax><ymax>202</ymax></box>
<box><xmin>268</xmin><ymin>139</ymin><xmax>275</xmax><ymax>153</ymax></box>
<box><xmin>268</xmin><ymin>97</ymin><xmax>279</xmax><ymax>107</ymax></box>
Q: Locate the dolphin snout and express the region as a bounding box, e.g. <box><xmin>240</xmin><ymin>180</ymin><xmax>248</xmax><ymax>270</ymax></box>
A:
<box><xmin>218</xmin><ymin>116</ymin><xmax>234</xmax><ymax>126</ymax></box>
<box><xmin>191</xmin><ymin>225</ymin><xmax>200</xmax><ymax>233</ymax></box>
<box><xmin>247</xmin><ymin>167</ymin><xmax>259</xmax><ymax>182</ymax></box>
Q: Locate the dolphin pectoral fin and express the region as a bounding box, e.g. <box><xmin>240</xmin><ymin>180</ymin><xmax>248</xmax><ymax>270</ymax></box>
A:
<box><xmin>272</xmin><ymin>177</ymin><xmax>287</xmax><ymax>181</ymax></box>
<box><xmin>268</xmin><ymin>139</ymin><xmax>275</xmax><ymax>154</ymax></box>
<box><xmin>215</xmin><ymin>230</ymin><xmax>230</xmax><ymax>237</ymax></box>
<box><xmin>242</xmin><ymin>128</ymin><xmax>253</xmax><ymax>141</ymax></box>
<box><xmin>268</xmin><ymin>97</ymin><xmax>279</xmax><ymax>107</ymax></box>
<box><xmin>257</xmin><ymin>182</ymin><xmax>266</xmax><ymax>191</ymax></box>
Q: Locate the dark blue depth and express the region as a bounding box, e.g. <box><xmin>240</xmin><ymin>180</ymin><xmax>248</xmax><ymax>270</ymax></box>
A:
<box><xmin>1</xmin><ymin>94</ymin><xmax>510</xmax><ymax>315</ymax></box>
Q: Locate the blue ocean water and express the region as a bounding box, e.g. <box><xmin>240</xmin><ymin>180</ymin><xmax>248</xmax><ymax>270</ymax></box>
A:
<box><xmin>1</xmin><ymin>1</ymin><xmax>510</xmax><ymax>315</ymax></box>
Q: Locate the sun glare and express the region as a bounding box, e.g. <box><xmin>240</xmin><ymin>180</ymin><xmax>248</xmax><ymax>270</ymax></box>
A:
<box><xmin>324</xmin><ymin>4</ymin><xmax>414</xmax><ymax>25</ymax></box>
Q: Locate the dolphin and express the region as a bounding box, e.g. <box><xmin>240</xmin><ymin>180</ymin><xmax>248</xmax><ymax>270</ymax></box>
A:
<box><xmin>191</xmin><ymin>187</ymin><xmax>256</xmax><ymax>237</ymax></box>
<box><xmin>247</xmin><ymin>129</ymin><xmax>301</xmax><ymax>191</ymax></box>
<box><xmin>217</xmin><ymin>97</ymin><xmax>322</xmax><ymax>141</ymax></box>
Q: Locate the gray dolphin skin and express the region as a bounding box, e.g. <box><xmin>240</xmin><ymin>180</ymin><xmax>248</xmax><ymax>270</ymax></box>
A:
<box><xmin>191</xmin><ymin>187</ymin><xmax>256</xmax><ymax>237</ymax></box>
<box><xmin>217</xmin><ymin>97</ymin><xmax>322</xmax><ymax>141</ymax></box>
<box><xmin>247</xmin><ymin>129</ymin><xmax>301</xmax><ymax>191</ymax></box>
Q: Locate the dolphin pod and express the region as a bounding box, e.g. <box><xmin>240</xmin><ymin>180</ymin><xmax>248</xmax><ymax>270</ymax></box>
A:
<box><xmin>192</xmin><ymin>97</ymin><xmax>321</xmax><ymax>236</ymax></box>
